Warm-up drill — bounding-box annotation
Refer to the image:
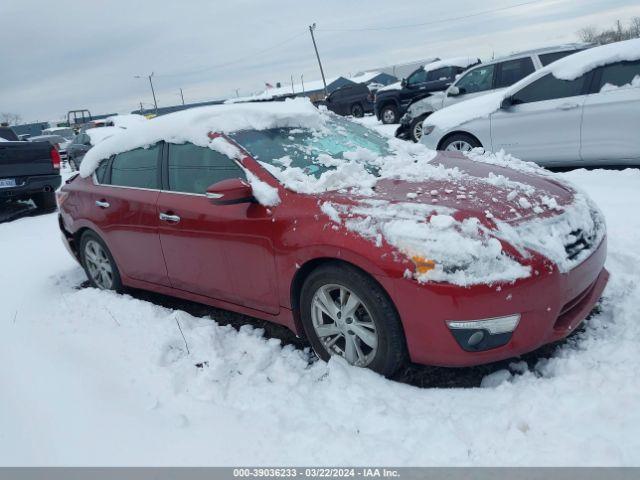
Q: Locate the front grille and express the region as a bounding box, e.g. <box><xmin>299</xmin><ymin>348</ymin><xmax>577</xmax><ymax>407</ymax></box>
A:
<box><xmin>564</xmin><ymin>229</ymin><xmax>595</xmax><ymax>260</ymax></box>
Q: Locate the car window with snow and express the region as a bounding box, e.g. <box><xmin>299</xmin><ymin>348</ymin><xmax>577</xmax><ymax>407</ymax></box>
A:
<box><xmin>108</xmin><ymin>143</ymin><xmax>160</xmax><ymax>189</ymax></box>
<box><xmin>512</xmin><ymin>73</ymin><xmax>588</xmax><ymax>104</ymax></box>
<box><xmin>455</xmin><ymin>64</ymin><xmax>495</xmax><ymax>94</ymax></box>
<box><xmin>597</xmin><ymin>60</ymin><xmax>640</xmax><ymax>91</ymax></box>
<box><xmin>229</xmin><ymin>116</ymin><xmax>391</xmax><ymax>179</ymax></box>
<box><xmin>168</xmin><ymin>143</ymin><xmax>245</xmax><ymax>194</ymax></box>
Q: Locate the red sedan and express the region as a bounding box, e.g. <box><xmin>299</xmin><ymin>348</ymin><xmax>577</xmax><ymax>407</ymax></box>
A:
<box><xmin>57</xmin><ymin>101</ymin><xmax>608</xmax><ymax>377</ymax></box>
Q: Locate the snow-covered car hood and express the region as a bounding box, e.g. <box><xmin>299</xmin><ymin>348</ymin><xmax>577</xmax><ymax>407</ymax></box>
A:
<box><xmin>376</xmin><ymin>81</ymin><xmax>402</xmax><ymax>94</ymax></box>
<box><xmin>316</xmin><ymin>150</ymin><xmax>605</xmax><ymax>287</ymax></box>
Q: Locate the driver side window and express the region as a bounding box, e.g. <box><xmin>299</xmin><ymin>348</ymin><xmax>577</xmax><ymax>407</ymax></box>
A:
<box><xmin>167</xmin><ymin>142</ymin><xmax>245</xmax><ymax>195</ymax></box>
<box><xmin>454</xmin><ymin>64</ymin><xmax>495</xmax><ymax>94</ymax></box>
<box><xmin>407</xmin><ymin>68</ymin><xmax>427</xmax><ymax>86</ymax></box>
<box><xmin>511</xmin><ymin>73</ymin><xmax>587</xmax><ymax>105</ymax></box>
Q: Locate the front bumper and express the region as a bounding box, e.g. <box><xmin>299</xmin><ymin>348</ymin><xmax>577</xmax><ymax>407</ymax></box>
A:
<box><xmin>382</xmin><ymin>237</ymin><xmax>609</xmax><ymax>367</ymax></box>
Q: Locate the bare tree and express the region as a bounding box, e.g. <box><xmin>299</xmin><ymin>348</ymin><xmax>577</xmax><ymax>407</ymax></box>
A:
<box><xmin>577</xmin><ymin>18</ymin><xmax>640</xmax><ymax>44</ymax></box>
<box><xmin>0</xmin><ymin>112</ymin><xmax>22</xmax><ymax>126</ymax></box>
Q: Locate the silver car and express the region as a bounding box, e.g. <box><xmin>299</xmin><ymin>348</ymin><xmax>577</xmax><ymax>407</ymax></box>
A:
<box><xmin>420</xmin><ymin>39</ymin><xmax>640</xmax><ymax>167</ymax></box>
<box><xmin>396</xmin><ymin>44</ymin><xmax>590</xmax><ymax>142</ymax></box>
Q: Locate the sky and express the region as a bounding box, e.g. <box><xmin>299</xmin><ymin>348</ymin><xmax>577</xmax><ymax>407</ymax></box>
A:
<box><xmin>1</xmin><ymin>0</ymin><xmax>639</xmax><ymax>123</ymax></box>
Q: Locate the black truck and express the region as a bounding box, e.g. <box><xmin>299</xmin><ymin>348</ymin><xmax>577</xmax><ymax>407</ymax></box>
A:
<box><xmin>0</xmin><ymin>127</ymin><xmax>62</xmax><ymax>211</ymax></box>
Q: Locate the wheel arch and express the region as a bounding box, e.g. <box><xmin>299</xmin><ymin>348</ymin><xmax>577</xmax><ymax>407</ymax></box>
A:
<box><xmin>437</xmin><ymin>130</ymin><xmax>483</xmax><ymax>150</ymax></box>
<box><xmin>289</xmin><ymin>257</ymin><xmax>402</xmax><ymax>339</ymax></box>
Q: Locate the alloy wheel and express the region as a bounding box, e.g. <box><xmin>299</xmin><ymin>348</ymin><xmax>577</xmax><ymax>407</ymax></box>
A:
<box><xmin>413</xmin><ymin>121</ymin><xmax>423</xmax><ymax>141</ymax></box>
<box><xmin>84</xmin><ymin>239</ymin><xmax>114</xmax><ymax>289</ymax></box>
<box><xmin>382</xmin><ymin>109</ymin><xmax>396</xmax><ymax>124</ymax></box>
<box><xmin>445</xmin><ymin>140</ymin><xmax>474</xmax><ymax>152</ymax></box>
<box><xmin>310</xmin><ymin>284</ymin><xmax>378</xmax><ymax>367</ymax></box>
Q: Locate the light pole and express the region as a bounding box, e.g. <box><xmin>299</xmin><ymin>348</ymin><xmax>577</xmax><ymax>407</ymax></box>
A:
<box><xmin>308</xmin><ymin>23</ymin><xmax>328</xmax><ymax>97</ymax></box>
<box><xmin>134</xmin><ymin>72</ymin><xmax>158</xmax><ymax>114</ymax></box>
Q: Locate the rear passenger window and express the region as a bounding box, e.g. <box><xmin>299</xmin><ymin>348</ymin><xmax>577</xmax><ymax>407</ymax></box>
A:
<box><xmin>495</xmin><ymin>57</ymin><xmax>535</xmax><ymax>88</ymax></box>
<box><xmin>167</xmin><ymin>143</ymin><xmax>245</xmax><ymax>194</ymax></box>
<box><xmin>539</xmin><ymin>50</ymin><xmax>580</xmax><ymax>66</ymax></box>
<box><xmin>512</xmin><ymin>73</ymin><xmax>587</xmax><ymax>104</ymax></box>
<box><xmin>426</xmin><ymin>67</ymin><xmax>452</xmax><ymax>81</ymax></box>
<box><xmin>597</xmin><ymin>61</ymin><xmax>640</xmax><ymax>91</ymax></box>
<box><xmin>95</xmin><ymin>162</ymin><xmax>108</xmax><ymax>184</ymax></box>
<box><xmin>109</xmin><ymin>144</ymin><xmax>160</xmax><ymax>189</ymax></box>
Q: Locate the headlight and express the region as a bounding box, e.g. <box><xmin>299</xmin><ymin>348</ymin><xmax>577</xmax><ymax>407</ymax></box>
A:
<box><xmin>422</xmin><ymin>125</ymin><xmax>435</xmax><ymax>136</ymax></box>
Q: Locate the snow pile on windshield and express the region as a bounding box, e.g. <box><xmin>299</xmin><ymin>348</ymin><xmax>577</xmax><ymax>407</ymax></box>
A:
<box><xmin>79</xmin><ymin>98</ymin><xmax>323</xmax><ymax>178</ymax></box>
<box><xmin>424</xmin><ymin>56</ymin><xmax>480</xmax><ymax>72</ymax></box>
<box><xmin>424</xmin><ymin>38</ymin><xmax>640</xmax><ymax>132</ymax></box>
<box><xmin>86</xmin><ymin>126</ymin><xmax>125</xmax><ymax>145</ymax></box>
<box><xmin>107</xmin><ymin>114</ymin><xmax>147</xmax><ymax>129</ymax></box>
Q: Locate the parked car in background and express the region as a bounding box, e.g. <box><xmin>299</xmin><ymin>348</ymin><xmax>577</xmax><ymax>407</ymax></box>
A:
<box><xmin>396</xmin><ymin>44</ymin><xmax>590</xmax><ymax>142</ymax></box>
<box><xmin>420</xmin><ymin>39</ymin><xmax>640</xmax><ymax>167</ymax></box>
<box><xmin>324</xmin><ymin>83</ymin><xmax>373</xmax><ymax>117</ymax></box>
<box><xmin>0</xmin><ymin>127</ymin><xmax>20</xmax><ymax>141</ymax></box>
<box><xmin>0</xmin><ymin>132</ymin><xmax>61</xmax><ymax>210</ymax></box>
<box><xmin>374</xmin><ymin>57</ymin><xmax>481</xmax><ymax>124</ymax></box>
<box><xmin>66</xmin><ymin>132</ymin><xmax>93</xmax><ymax>170</ymax></box>
<box><xmin>29</xmin><ymin>134</ymin><xmax>71</xmax><ymax>162</ymax></box>
<box><xmin>43</xmin><ymin>127</ymin><xmax>75</xmax><ymax>141</ymax></box>
<box><xmin>58</xmin><ymin>100</ymin><xmax>608</xmax><ymax>377</ymax></box>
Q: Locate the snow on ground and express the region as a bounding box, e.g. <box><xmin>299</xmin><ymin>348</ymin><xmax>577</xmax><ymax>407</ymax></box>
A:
<box><xmin>2</xmin><ymin>153</ymin><xmax>640</xmax><ymax>467</ymax></box>
<box><xmin>351</xmin><ymin>114</ymin><xmax>398</xmax><ymax>137</ymax></box>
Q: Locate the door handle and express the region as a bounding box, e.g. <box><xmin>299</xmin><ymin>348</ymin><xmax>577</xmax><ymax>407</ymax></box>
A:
<box><xmin>95</xmin><ymin>200</ymin><xmax>110</xmax><ymax>208</ymax></box>
<box><xmin>159</xmin><ymin>212</ymin><xmax>181</xmax><ymax>223</ymax></box>
<box><xmin>558</xmin><ymin>103</ymin><xmax>579</xmax><ymax>110</ymax></box>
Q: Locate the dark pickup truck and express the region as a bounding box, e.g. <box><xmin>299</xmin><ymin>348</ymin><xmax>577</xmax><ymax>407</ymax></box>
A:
<box><xmin>0</xmin><ymin>127</ymin><xmax>62</xmax><ymax>210</ymax></box>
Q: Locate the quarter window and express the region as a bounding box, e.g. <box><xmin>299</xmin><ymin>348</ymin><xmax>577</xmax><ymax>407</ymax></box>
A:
<box><xmin>454</xmin><ymin>64</ymin><xmax>495</xmax><ymax>94</ymax></box>
<box><xmin>511</xmin><ymin>73</ymin><xmax>587</xmax><ymax>104</ymax></box>
<box><xmin>597</xmin><ymin>60</ymin><xmax>640</xmax><ymax>91</ymax></box>
<box><xmin>494</xmin><ymin>57</ymin><xmax>535</xmax><ymax>88</ymax></box>
<box><xmin>538</xmin><ymin>50</ymin><xmax>581</xmax><ymax>66</ymax></box>
<box><xmin>167</xmin><ymin>143</ymin><xmax>245</xmax><ymax>194</ymax></box>
<box><xmin>109</xmin><ymin>143</ymin><xmax>160</xmax><ymax>189</ymax></box>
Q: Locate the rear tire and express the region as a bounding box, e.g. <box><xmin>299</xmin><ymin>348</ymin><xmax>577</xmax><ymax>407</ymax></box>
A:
<box><xmin>32</xmin><ymin>191</ymin><xmax>56</xmax><ymax>211</ymax></box>
<box><xmin>80</xmin><ymin>231</ymin><xmax>123</xmax><ymax>291</ymax></box>
<box><xmin>300</xmin><ymin>262</ymin><xmax>407</xmax><ymax>377</ymax></box>
<box><xmin>380</xmin><ymin>104</ymin><xmax>398</xmax><ymax>124</ymax></box>
<box><xmin>439</xmin><ymin>133</ymin><xmax>482</xmax><ymax>152</ymax></box>
<box><xmin>350</xmin><ymin>103</ymin><xmax>364</xmax><ymax>118</ymax></box>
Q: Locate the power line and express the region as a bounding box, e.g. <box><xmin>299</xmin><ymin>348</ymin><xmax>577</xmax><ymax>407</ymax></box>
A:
<box><xmin>156</xmin><ymin>30</ymin><xmax>307</xmax><ymax>79</ymax></box>
<box><xmin>318</xmin><ymin>0</ymin><xmax>549</xmax><ymax>32</ymax></box>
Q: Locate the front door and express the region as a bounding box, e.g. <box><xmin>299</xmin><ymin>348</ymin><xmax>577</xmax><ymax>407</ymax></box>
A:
<box><xmin>490</xmin><ymin>72</ymin><xmax>589</xmax><ymax>166</ymax></box>
<box><xmin>156</xmin><ymin>141</ymin><xmax>279</xmax><ymax>314</ymax></box>
<box><xmin>90</xmin><ymin>143</ymin><xmax>170</xmax><ymax>286</ymax></box>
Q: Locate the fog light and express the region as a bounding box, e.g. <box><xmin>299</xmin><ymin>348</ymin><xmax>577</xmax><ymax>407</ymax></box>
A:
<box><xmin>447</xmin><ymin>314</ymin><xmax>520</xmax><ymax>334</ymax></box>
<box><xmin>446</xmin><ymin>314</ymin><xmax>521</xmax><ymax>352</ymax></box>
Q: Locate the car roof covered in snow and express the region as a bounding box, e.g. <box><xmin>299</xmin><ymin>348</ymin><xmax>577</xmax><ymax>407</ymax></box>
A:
<box><xmin>79</xmin><ymin>98</ymin><xmax>324</xmax><ymax>177</ymax></box>
<box><xmin>424</xmin><ymin>56</ymin><xmax>480</xmax><ymax>72</ymax></box>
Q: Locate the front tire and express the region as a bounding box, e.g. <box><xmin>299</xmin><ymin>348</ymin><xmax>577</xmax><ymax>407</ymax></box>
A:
<box><xmin>440</xmin><ymin>133</ymin><xmax>482</xmax><ymax>152</ymax></box>
<box><xmin>300</xmin><ymin>263</ymin><xmax>407</xmax><ymax>377</ymax></box>
<box><xmin>409</xmin><ymin>114</ymin><xmax>429</xmax><ymax>143</ymax></box>
<box><xmin>350</xmin><ymin>103</ymin><xmax>364</xmax><ymax>118</ymax></box>
<box><xmin>80</xmin><ymin>231</ymin><xmax>123</xmax><ymax>291</ymax></box>
<box><xmin>380</xmin><ymin>104</ymin><xmax>398</xmax><ymax>124</ymax></box>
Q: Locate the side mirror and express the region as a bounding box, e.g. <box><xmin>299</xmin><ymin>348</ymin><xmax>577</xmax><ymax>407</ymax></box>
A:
<box><xmin>448</xmin><ymin>86</ymin><xmax>460</xmax><ymax>96</ymax></box>
<box><xmin>206</xmin><ymin>178</ymin><xmax>254</xmax><ymax>205</ymax></box>
<box><xmin>500</xmin><ymin>96</ymin><xmax>513</xmax><ymax>109</ymax></box>
<box><xmin>401</xmin><ymin>78</ymin><xmax>407</xmax><ymax>88</ymax></box>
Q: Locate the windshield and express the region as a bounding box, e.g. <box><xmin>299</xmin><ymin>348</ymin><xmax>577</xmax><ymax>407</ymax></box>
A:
<box><xmin>229</xmin><ymin>116</ymin><xmax>391</xmax><ymax>178</ymax></box>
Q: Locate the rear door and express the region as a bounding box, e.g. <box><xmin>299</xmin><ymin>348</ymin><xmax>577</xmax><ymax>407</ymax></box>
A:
<box><xmin>580</xmin><ymin>60</ymin><xmax>640</xmax><ymax>165</ymax></box>
<box><xmin>156</xmin><ymin>141</ymin><xmax>279</xmax><ymax>313</ymax></box>
<box><xmin>91</xmin><ymin>143</ymin><xmax>170</xmax><ymax>286</ymax></box>
<box><xmin>490</xmin><ymin>72</ymin><xmax>590</xmax><ymax>166</ymax></box>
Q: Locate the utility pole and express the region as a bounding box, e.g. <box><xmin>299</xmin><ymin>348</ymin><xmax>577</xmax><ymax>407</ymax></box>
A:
<box><xmin>235</xmin><ymin>89</ymin><xmax>240</xmax><ymax>98</ymax></box>
<box><xmin>291</xmin><ymin>74</ymin><xmax>295</xmax><ymax>94</ymax></box>
<box><xmin>308</xmin><ymin>23</ymin><xmax>328</xmax><ymax>97</ymax></box>
<box><xmin>301</xmin><ymin>74</ymin><xmax>305</xmax><ymax>93</ymax></box>
<box><xmin>134</xmin><ymin>72</ymin><xmax>158</xmax><ymax>114</ymax></box>
<box><xmin>179</xmin><ymin>88</ymin><xmax>185</xmax><ymax>105</ymax></box>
